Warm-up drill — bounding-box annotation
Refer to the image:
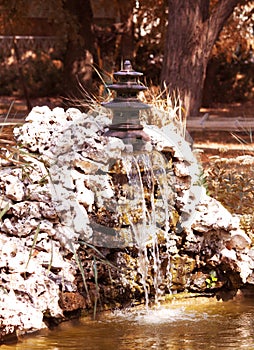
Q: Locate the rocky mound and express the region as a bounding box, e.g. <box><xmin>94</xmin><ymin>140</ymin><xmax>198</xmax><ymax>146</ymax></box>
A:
<box><xmin>0</xmin><ymin>106</ymin><xmax>253</xmax><ymax>343</ymax></box>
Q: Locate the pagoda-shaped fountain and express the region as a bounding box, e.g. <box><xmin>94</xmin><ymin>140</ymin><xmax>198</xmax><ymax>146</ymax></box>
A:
<box><xmin>102</xmin><ymin>59</ymin><xmax>150</xmax><ymax>145</ymax></box>
<box><xmin>82</xmin><ymin>60</ymin><xmax>176</xmax><ymax>253</ymax></box>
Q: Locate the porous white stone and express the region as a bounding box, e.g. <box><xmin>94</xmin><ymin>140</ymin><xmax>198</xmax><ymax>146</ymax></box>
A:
<box><xmin>75</xmin><ymin>179</ymin><xmax>95</xmax><ymax>207</ymax></box>
<box><xmin>0</xmin><ymin>288</ymin><xmax>46</xmax><ymax>334</ymax></box>
<box><xmin>93</xmin><ymin>110</ymin><xmax>112</xmax><ymax>126</ymax></box>
<box><xmin>1</xmin><ymin>173</ymin><xmax>25</xmax><ymax>201</ymax></box>
<box><xmin>103</xmin><ymin>137</ymin><xmax>125</xmax><ymax>158</ymax></box>
<box><xmin>174</xmin><ymin>161</ymin><xmax>190</xmax><ymax>177</ymax></box>
<box><xmin>2</xmin><ymin>217</ymin><xmax>39</xmax><ymax>237</ymax></box>
<box><xmin>220</xmin><ymin>247</ymin><xmax>237</xmax><ymax>261</ymax></box>
<box><xmin>0</xmin><ymin>195</ymin><xmax>12</xmax><ymax>209</ymax></box>
<box><xmin>191</xmin><ymin>194</ymin><xmax>234</xmax><ymax>232</ymax></box>
<box><xmin>9</xmin><ymin>201</ymin><xmax>41</xmax><ymax>218</ymax></box>
<box><xmin>26</xmin><ymin>183</ymin><xmax>52</xmax><ymax>202</ymax></box>
<box><xmin>72</xmin><ymin>159</ymin><xmax>100</xmax><ymax>174</ymax></box>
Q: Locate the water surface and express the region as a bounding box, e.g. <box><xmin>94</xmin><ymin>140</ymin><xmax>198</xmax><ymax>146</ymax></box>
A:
<box><xmin>2</xmin><ymin>297</ymin><xmax>254</xmax><ymax>350</ymax></box>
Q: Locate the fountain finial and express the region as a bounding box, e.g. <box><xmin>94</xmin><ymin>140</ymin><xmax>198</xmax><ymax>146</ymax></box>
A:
<box><xmin>123</xmin><ymin>60</ymin><xmax>132</xmax><ymax>71</ymax></box>
<box><xmin>102</xmin><ymin>60</ymin><xmax>150</xmax><ymax>143</ymax></box>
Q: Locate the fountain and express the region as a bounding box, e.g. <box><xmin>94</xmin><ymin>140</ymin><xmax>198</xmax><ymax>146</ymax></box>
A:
<box><xmin>49</xmin><ymin>60</ymin><xmax>180</xmax><ymax>305</ymax></box>
<box><xmin>102</xmin><ymin>59</ymin><xmax>150</xmax><ymax>143</ymax></box>
<box><xmin>101</xmin><ymin>60</ymin><xmax>180</xmax><ymax>303</ymax></box>
<box><xmin>0</xmin><ymin>60</ymin><xmax>253</xmax><ymax>343</ymax></box>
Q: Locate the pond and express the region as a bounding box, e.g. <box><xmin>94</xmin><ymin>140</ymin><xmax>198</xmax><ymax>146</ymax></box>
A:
<box><xmin>2</xmin><ymin>296</ymin><xmax>254</xmax><ymax>350</ymax></box>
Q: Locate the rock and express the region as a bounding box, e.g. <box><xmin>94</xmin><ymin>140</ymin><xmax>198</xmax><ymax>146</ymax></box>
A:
<box><xmin>1</xmin><ymin>104</ymin><xmax>253</xmax><ymax>341</ymax></box>
<box><xmin>2</xmin><ymin>217</ymin><xmax>39</xmax><ymax>237</ymax></box>
<box><xmin>225</xmin><ymin>234</ymin><xmax>250</xmax><ymax>251</ymax></box>
<box><xmin>74</xmin><ymin>179</ymin><xmax>95</xmax><ymax>208</ymax></box>
<box><xmin>191</xmin><ymin>194</ymin><xmax>234</xmax><ymax>232</ymax></box>
<box><xmin>39</xmin><ymin>202</ymin><xmax>58</xmax><ymax>219</ymax></box>
<box><xmin>26</xmin><ymin>183</ymin><xmax>52</xmax><ymax>202</ymax></box>
<box><xmin>220</xmin><ymin>248</ymin><xmax>238</xmax><ymax>274</ymax></box>
<box><xmin>173</xmin><ymin>161</ymin><xmax>191</xmax><ymax>177</ymax></box>
<box><xmin>1</xmin><ymin>172</ymin><xmax>25</xmax><ymax>202</ymax></box>
<box><xmin>170</xmin><ymin>254</ymin><xmax>196</xmax><ymax>291</ymax></box>
<box><xmin>0</xmin><ymin>195</ymin><xmax>12</xmax><ymax>209</ymax></box>
<box><xmin>0</xmin><ymin>288</ymin><xmax>47</xmax><ymax>336</ymax></box>
<box><xmin>190</xmin><ymin>271</ymin><xmax>209</xmax><ymax>291</ymax></box>
<box><xmin>0</xmin><ymin>229</ymin><xmax>78</xmax><ymax>341</ymax></box>
<box><xmin>8</xmin><ymin>201</ymin><xmax>40</xmax><ymax>218</ymax></box>
<box><xmin>72</xmin><ymin>159</ymin><xmax>100</xmax><ymax>174</ymax></box>
<box><xmin>59</xmin><ymin>292</ymin><xmax>86</xmax><ymax>312</ymax></box>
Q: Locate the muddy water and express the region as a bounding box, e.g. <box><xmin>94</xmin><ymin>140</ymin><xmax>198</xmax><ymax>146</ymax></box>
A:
<box><xmin>2</xmin><ymin>297</ymin><xmax>254</xmax><ymax>350</ymax></box>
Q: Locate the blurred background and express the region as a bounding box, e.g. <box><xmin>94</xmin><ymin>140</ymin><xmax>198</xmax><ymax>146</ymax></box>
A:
<box><xmin>0</xmin><ymin>0</ymin><xmax>253</xmax><ymax>116</ymax></box>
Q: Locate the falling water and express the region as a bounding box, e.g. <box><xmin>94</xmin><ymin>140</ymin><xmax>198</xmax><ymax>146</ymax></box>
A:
<box><xmin>117</xmin><ymin>149</ymin><xmax>174</xmax><ymax>306</ymax></box>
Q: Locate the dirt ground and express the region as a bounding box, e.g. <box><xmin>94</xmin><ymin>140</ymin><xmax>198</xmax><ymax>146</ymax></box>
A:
<box><xmin>188</xmin><ymin>101</ymin><xmax>254</xmax><ymax>165</ymax></box>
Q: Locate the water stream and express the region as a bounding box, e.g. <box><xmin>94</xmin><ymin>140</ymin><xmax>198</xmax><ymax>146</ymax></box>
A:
<box><xmin>115</xmin><ymin>149</ymin><xmax>174</xmax><ymax>306</ymax></box>
<box><xmin>3</xmin><ymin>297</ymin><xmax>254</xmax><ymax>349</ymax></box>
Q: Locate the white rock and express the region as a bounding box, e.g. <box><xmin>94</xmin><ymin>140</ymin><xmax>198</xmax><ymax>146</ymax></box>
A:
<box><xmin>75</xmin><ymin>179</ymin><xmax>95</xmax><ymax>207</ymax></box>
<box><xmin>53</xmin><ymin>225</ymin><xmax>80</xmax><ymax>249</ymax></box>
<box><xmin>38</xmin><ymin>220</ymin><xmax>54</xmax><ymax>233</ymax></box>
<box><xmin>26</xmin><ymin>105</ymin><xmax>51</xmax><ymax>120</ymax></box>
<box><xmin>2</xmin><ymin>217</ymin><xmax>39</xmax><ymax>237</ymax></box>
<box><xmin>66</xmin><ymin>107</ymin><xmax>83</xmax><ymax>120</ymax></box>
<box><xmin>94</xmin><ymin>112</ymin><xmax>112</xmax><ymax>126</ymax></box>
<box><xmin>103</xmin><ymin>137</ymin><xmax>125</xmax><ymax>158</ymax></box>
<box><xmin>220</xmin><ymin>247</ymin><xmax>237</xmax><ymax>261</ymax></box>
<box><xmin>9</xmin><ymin>201</ymin><xmax>41</xmax><ymax>218</ymax></box>
<box><xmin>191</xmin><ymin>194</ymin><xmax>234</xmax><ymax>232</ymax></box>
<box><xmin>39</xmin><ymin>202</ymin><xmax>57</xmax><ymax>219</ymax></box>
<box><xmin>26</xmin><ymin>183</ymin><xmax>52</xmax><ymax>202</ymax></box>
<box><xmin>25</xmin><ymin>231</ymin><xmax>49</xmax><ymax>247</ymax></box>
<box><xmin>174</xmin><ymin>161</ymin><xmax>190</xmax><ymax>177</ymax></box>
<box><xmin>1</xmin><ymin>173</ymin><xmax>25</xmax><ymax>201</ymax></box>
<box><xmin>238</xmin><ymin>260</ymin><xmax>252</xmax><ymax>283</ymax></box>
<box><xmin>230</xmin><ymin>229</ymin><xmax>251</xmax><ymax>244</ymax></box>
<box><xmin>0</xmin><ymin>288</ymin><xmax>46</xmax><ymax>334</ymax></box>
<box><xmin>0</xmin><ymin>195</ymin><xmax>12</xmax><ymax>209</ymax></box>
<box><xmin>52</xmin><ymin>106</ymin><xmax>66</xmax><ymax>119</ymax></box>
<box><xmin>72</xmin><ymin>204</ymin><xmax>91</xmax><ymax>234</ymax></box>
<box><xmin>5</xmin><ymin>103</ymin><xmax>254</xmax><ymax>338</ymax></box>
<box><xmin>72</xmin><ymin>159</ymin><xmax>100</xmax><ymax>174</ymax></box>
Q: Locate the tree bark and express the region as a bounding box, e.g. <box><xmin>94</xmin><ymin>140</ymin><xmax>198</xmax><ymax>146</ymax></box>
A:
<box><xmin>62</xmin><ymin>0</ymin><xmax>95</xmax><ymax>102</ymax></box>
<box><xmin>116</xmin><ymin>0</ymin><xmax>136</xmax><ymax>61</ymax></box>
<box><xmin>160</xmin><ymin>0</ymin><xmax>240</xmax><ymax>117</ymax></box>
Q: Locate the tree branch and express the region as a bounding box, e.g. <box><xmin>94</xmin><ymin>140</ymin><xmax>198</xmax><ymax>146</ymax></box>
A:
<box><xmin>209</xmin><ymin>0</ymin><xmax>240</xmax><ymax>42</ymax></box>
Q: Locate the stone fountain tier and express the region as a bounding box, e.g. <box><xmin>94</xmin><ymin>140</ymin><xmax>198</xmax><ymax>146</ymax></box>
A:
<box><xmin>0</xmin><ymin>105</ymin><xmax>254</xmax><ymax>343</ymax></box>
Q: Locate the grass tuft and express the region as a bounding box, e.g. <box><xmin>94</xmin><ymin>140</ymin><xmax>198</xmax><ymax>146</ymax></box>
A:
<box><xmin>139</xmin><ymin>83</ymin><xmax>186</xmax><ymax>136</ymax></box>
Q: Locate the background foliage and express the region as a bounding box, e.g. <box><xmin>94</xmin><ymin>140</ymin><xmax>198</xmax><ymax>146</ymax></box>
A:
<box><xmin>0</xmin><ymin>0</ymin><xmax>253</xmax><ymax>104</ymax></box>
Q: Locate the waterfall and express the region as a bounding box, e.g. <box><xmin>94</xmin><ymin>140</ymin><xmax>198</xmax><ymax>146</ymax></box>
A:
<box><xmin>118</xmin><ymin>150</ymin><xmax>174</xmax><ymax>305</ymax></box>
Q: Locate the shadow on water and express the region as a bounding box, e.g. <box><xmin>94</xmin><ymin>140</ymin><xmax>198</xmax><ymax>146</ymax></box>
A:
<box><xmin>2</xmin><ymin>297</ymin><xmax>254</xmax><ymax>350</ymax></box>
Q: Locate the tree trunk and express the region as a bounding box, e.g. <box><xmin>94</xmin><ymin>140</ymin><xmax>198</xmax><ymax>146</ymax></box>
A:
<box><xmin>62</xmin><ymin>0</ymin><xmax>95</xmax><ymax>102</ymax></box>
<box><xmin>202</xmin><ymin>58</ymin><xmax>220</xmax><ymax>107</ymax></box>
<box><xmin>161</xmin><ymin>0</ymin><xmax>239</xmax><ymax>117</ymax></box>
<box><xmin>116</xmin><ymin>0</ymin><xmax>136</xmax><ymax>61</ymax></box>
